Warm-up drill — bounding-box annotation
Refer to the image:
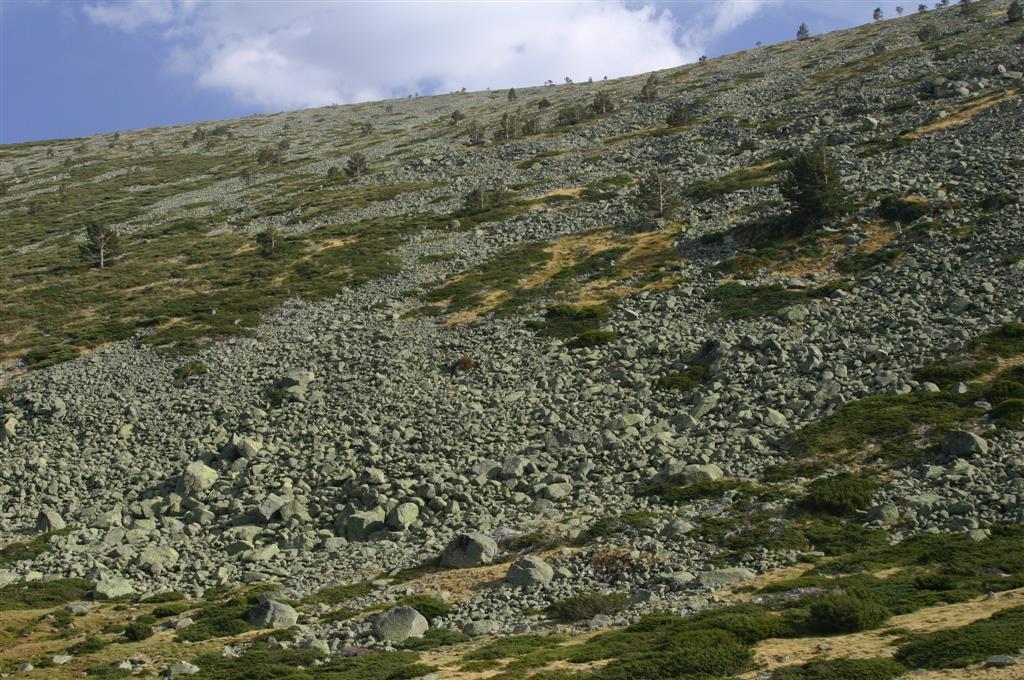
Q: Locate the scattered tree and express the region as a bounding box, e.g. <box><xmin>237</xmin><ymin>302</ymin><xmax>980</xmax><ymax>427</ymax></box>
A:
<box><xmin>241</xmin><ymin>168</ymin><xmax>256</xmax><ymax>186</ymax></box>
<box><xmin>918</xmin><ymin>3</ymin><xmax>928</xmax><ymax>11</ymax></box>
<box><xmin>873</xmin><ymin>7</ymin><xmax>883</xmax><ymax>20</ymax></box>
<box><xmin>959</xmin><ymin>0</ymin><xmax>976</xmax><ymax>17</ymax></box>
<box><xmin>80</xmin><ymin>222</ymin><xmax>120</xmax><ymax>270</ymax></box>
<box><xmin>666</xmin><ymin>101</ymin><xmax>695</xmax><ymax>127</ymax></box>
<box><xmin>592</xmin><ymin>91</ymin><xmax>614</xmax><ymax>114</ymax></box>
<box><xmin>638</xmin><ymin>74</ymin><xmax>659</xmax><ymax>102</ymax></box>
<box><xmin>699</xmin><ymin>54</ymin><xmax>708</xmax><ymax>64</ymax></box>
<box><xmin>780</xmin><ymin>144</ymin><xmax>848</xmax><ymax>231</ymax></box>
<box><xmin>797</xmin><ymin>22</ymin><xmax>811</xmax><ymax>40</ymax></box>
<box><xmin>450</xmin><ymin>109</ymin><xmax>466</xmax><ymax>125</ymax></box>
<box><xmin>537</xmin><ymin>98</ymin><xmax>553</xmax><ymax>110</ymax></box>
<box><xmin>556</xmin><ymin>102</ymin><xmax>592</xmax><ymax>126</ymax></box>
<box><xmin>326</xmin><ymin>166</ymin><xmax>342</xmax><ymax>182</ymax></box>
<box><xmin>872</xmin><ymin>42</ymin><xmax>888</xmax><ymax>55</ymax></box>
<box><xmin>634</xmin><ymin>169</ymin><xmax>682</xmax><ymax>222</ymax></box>
<box><xmin>256</xmin><ymin>147</ymin><xmax>282</xmax><ymax>165</ymax></box>
<box><xmin>462</xmin><ymin>182</ymin><xmax>514</xmax><ymax>214</ymax></box>
<box><xmin>896</xmin><ymin>5</ymin><xmax>904</xmax><ymax>15</ymax></box>
<box><xmin>917</xmin><ymin>25</ymin><xmax>939</xmax><ymax>42</ymax></box>
<box><xmin>507</xmin><ymin>87</ymin><xmax>518</xmax><ymax>101</ymax></box>
<box><xmin>466</xmin><ymin>122</ymin><xmax>486</xmax><ymax>145</ymax></box>
<box><xmin>1010</xmin><ymin>0</ymin><xmax>1023</xmax><ymax>22</ymax></box>
<box><xmin>384</xmin><ymin>103</ymin><xmax>394</xmax><ymax>113</ymax></box>
<box><xmin>496</xmin><ymin>111</ymin><xmax>520</xmax><ymax>141</ymax></box>
<box><xmin>521</xmin><ymin>116</ymin><xmax>540</xmax><ymax>135</ymax></box>
<box><xmin>564</xmin><ymin>76</ymin><xmax>573</xmax><ymax>84</ymax></box>
<box><xmin>256</xmin><ymin>227</ymin><xmax>281</xmax><ymax>257</ymax></box>
<box><xmin>345</xmin><ymin>152</ymin><xmax>368</xmax><ymax>178</ymax></box>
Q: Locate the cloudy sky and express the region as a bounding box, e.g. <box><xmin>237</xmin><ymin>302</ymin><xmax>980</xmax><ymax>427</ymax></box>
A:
<box><xmin>2</xmin><ymin>1</ymin><xmax>913</xmax><ymax>143</ymax></box>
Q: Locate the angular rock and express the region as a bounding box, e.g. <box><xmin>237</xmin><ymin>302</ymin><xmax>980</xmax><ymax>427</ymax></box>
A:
<box><xmin>248</xmin><ymin>599</ymin><xmax>298</xmax><ymax>628</ymax></box>
<box><xmin>180</xmin><ymin>461</ymin><xmax>218</xmax><ymax>496</ymax></box>
<box><xmin>940</xmin><ymin>430</ymin><xmax>988</xmax><ymax>457</ymax></box>
<box><xmin>94</xmin><ymin>576</ymin><xmax>135</xmax><ymax>600</ymax></box>
<box><xmin>440</xmin><ymin>532</ymin><xmax>498</xmax><ymax>568</ymax></box>
<box><xmin>373</xmin><ymin>606</ymin><xmax>428</xmax><ymax>642</ymax></box>
<box><xmin>506</xmin><ymin>555</ymin><xmax>554</xmax><ymax>587</ymax></box>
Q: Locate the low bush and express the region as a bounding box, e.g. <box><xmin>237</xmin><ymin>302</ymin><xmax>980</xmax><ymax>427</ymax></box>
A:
<box><xmin>68</xmin><ymin>636</ymin><xmax>108</xmax><ymax>655</ymax></box>
<box><xmin>991</xmin><ymin>398</ymin><xmax>1024</xmax><ymax>428</ymax></box>
<box><xmin>567</xmin><ymin>329</ymin><xmax>617</xmax><ymax>348</ymax></box>
<box><xmin>122</xmin><ymin>622</ymin><xmax>153</xmax><ymax>642</ymax></box>
<box><xmin>772</xmin><ymin>658</ymin><xmax>905</xmax><ymax>680</ymax></box>
<box><xmin>877</xmin><ymin>194</ymin><xmax>930</xmax><ymax>222</ymax></box>
<box><xmin>805</xmin><ymin>593</ymin><xmax>891</xmax><ymax>633</ymax></box>
<box><xmin>800</xmin><ymin>474</ymin><xmax>875</xmax><ymax>516</ymax></box>
<box><xmin>303</xmin><ymin>582</ymin><xmax>374</xmax><ymax>606</ymax></box>
<box><xmin>654</xmin><ymin>365</ymin><xmax>708</xmax><ymax>392</ymax></box>
<box><xmin>0</xmin><ymin>578</ymin><xmax>93</xmax><ymax>611</ymax></box>
<box><xmin>545</xmin><ymin>592</ymin><xmax>630</xmax><ymax>622</ymax></box>
<box><xmin>393</xmin><ymin>594</ymin><xmax>451</xmax><ymax>620</ymax></box>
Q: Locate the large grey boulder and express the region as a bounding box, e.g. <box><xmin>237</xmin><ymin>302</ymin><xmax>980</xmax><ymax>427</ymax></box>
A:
<box><xmin>941</xmin><ymin>430</ymin><xmax>988</xmax><ymax>456</ymax></box>
<box><xmin>680</xmin><ymin>464</ymin><xmax>723</xmax><ymax>484</ymax></box>
<box><xmin>94</xmin><ymin>576</ymin><xmax>135</xmax><ymax>600</ymax></box>
<box><xmin>346</xmin><ymin>508</ymin><xmax>386</xmax><ymax>541</ymax></box>
<box><xmin>137</xmin><ymin>546</ymin><xmax>179</xmax><ymax>573</ymax></box>
<box><xmin>386</xmin><ymin>502</ymin><xmax>420</xmax><ymax>531</ymax></box>
<box><xmin>248</xmin><ymin>599</ymin><xmax>298</xmax><ymax>628</ymax></box>
<box><xmin>441</xmin><ymin>532</ymin><xmax>498</xmax><ymax>568</ymax></box>
<box><xmin>36</xmin><ymin>509</ymin><xmax>66</xmax><ymax>532</ymax></box>
<box><xmin>180</xmin><ymin>461</ymin><xmax>218</xmax><ymax>496</ymax></box>
<box><xmin>506</xmin><ymin>555</ymin><xmax>554</xmax><ymax>587</ymax></box>
<box><xmin>166</xmin><ymin>660</ymin><xmax>201</xmax><ymax>677</ymax></box>
<box><xmin>373</xmin><ymin>606</ymin><xmax>428</xmax><ymax>642</ymax></box>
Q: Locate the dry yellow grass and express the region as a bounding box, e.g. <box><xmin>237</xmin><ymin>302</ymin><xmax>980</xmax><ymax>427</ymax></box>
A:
<box><xmin>906</xmin><ymin>89</ymin><xmax>1019</xmax><ymax>139</ymax></box>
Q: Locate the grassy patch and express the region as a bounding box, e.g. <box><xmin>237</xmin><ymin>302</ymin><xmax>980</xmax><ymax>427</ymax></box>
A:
<box><xmin>896</xmin><ymin>605</ymin><xmax>1024</xmax><ymax>669</ymax></box>
<box><xmin>0</xmin><ymin>531</ymin><xmax>67</xmax><ymax>567</ymax></box>
<box><xmin>400</xmin><ymin>627</ymin><xmax>469</xmax><ymax>651</ymax></box>
<box><xmin>788</xmin><ymin>392</ymin><xmax>980</xmax><ymax>462</ymax></box>
<box><xmin>422</xmin><ymin>242</ymin><xmax>550</xmax><ymax>313</ymax></box>
<box><xmin>683</xmin><ymin>163</ymin><xmax>778</xmax><ymax>201</ymax></box>
<box><xmin>708</xmin><ymin>282</ymin><xmax>810</xmax><ymax>320</ymax></box>
<box><xmin>175</xmin><ymin>595</ymin><xmax>256</xmax><ymax>642</ymax></box>
<box><xmin>302</xmin><ymin>582</ymin><xmax>375</xmax><ymax>606</ymax></box>
<box><xmin>0</xmin><ymin>578</ymin><xmax>93</xmax><ymax>610</ymax></box>
<box><xmin>463</xmin><ymin>634</ymin><xmax>567</xmax><ymax>662</ymax></box>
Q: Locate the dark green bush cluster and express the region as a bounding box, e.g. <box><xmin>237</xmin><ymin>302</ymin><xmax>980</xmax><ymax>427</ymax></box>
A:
<box><xmin>172</xmin><ymin>361</ymin><xmax>208</xmax><ymax>386</ymax></box>
<box><xmin>877</xmin><ymin>194</ymin><xmax>930</xmax><ymax>222</ymax></box>
<box><xmin>772</xmin><ymin>658</ymin><xmax>905</xmax><ymax>680</ymax></box>
<box><xmin>528</xmin><ymin>304</ymin><xmax>609</xmax><ymax>339</ymax></box>
<box><xmin>800</xmin><ymin>474</ymin><xmax>875</xmax><ymax>516</ymax></box>
<box><xmin>654</xmin><ymin>365</ymin><xmax>708</xmax><ymax>392</ymax></box>
<box><xmin>122</xmin><ymin>621</ymin><xmax>153</xmax><ymax>642</ymax></box>
<box><xmin>805</xmin><ymin>593</ymin><xmax>891</xmax><ymax>633</ymax></box>
<box><xmin>567</xmin><ymin>329</ymin><xmax>618</xmax><ymax>348</ymax></box>
<box><xmin>577</xmin><ymin>512</ymin><xmax>655</xmax><ymax>544</ymax></box>
<box><xmin>545</xmin><ymin>592</ymin><xmax>631</xmax><ymax>622</ymax></box>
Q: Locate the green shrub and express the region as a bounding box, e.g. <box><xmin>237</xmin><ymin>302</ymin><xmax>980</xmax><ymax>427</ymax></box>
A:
<box><xmin>68</xmin><ymin>636</ymin><xmax>109</xmax><ymax>655</ymax></box>
<box><xmin>641</xmin><ymin>478</ymin><xmax>763</xmax><ymax>505</ymax></box>
<box><xmin>779</xmin><ymin>144</ymin><xmax>848</xmax><ymax>233</ymax></box>
<box><xmin>172</xmin><ymin>361</ymin><xmax>207</xmax><ymax>386</ymax></box>
<box><xmin>593</xmin><ymin>628</ymin><xmax>753</xmax><ymax>679</ymax></box>
<box><xmin>800</xmin><ymin>474</ymin><xmax>875</xmax><ymax>516</ymax></box>
<box><xmin>463</xmin><ymin>634</ymin><xmax>567</xmax><ymax>661</ymax></box>
<box><xmin>567</xmin><ymin>330</ymin><xmax>617</xmax><ymax>348</ymax></box>
<box><xmin>654</xmin><ymin>365</ymin><xmax>708</xmax><ymax>392</ymax></box>
<box><xmin>175</xmin><ymin>597</ymin><xmax>255</xmax><ymax>642</ymax></box>
<box><xmin>577</xmin><ymin>512</ymin><xmax>655</xmax><ymax>543</ymax></box>
<box><xmin>400</xmin><ymin>627</ymin><xmax>468</xmax><ymax>650</ymax></box>
<box><xmin>805</xmin><ymin>594</ymin><xmax>891</xmax><ymax>633</ymax></box>
<box><xmin>991</xmin><ymin>398</ymin><xmax>1024</xmax><ymax>428</ymax></box>
<box><xmin>303</xmin><ymin>582</ymin><xmax>374</xmax><ymax>606</ymax></box>
<box><xmin>529</xmin><ymin>304</ymin><xmax>610</xmax><ymax>339</ymax></box>
<box><xmin>913</xmin><ymin>356</ymin><xmax>995</xmax><ymax>388</ymax></box>
<box><xmin>896</xmin><ymin>605</ymin><xmax>1024</xmax><ymax>668</ymax></box>
<box><xmin>545</xmin><ymin>592</ymin><xmax>630</xmax><ymax>622</ymax></box>
<box><xmin>122</xmin><ymin>622</ymin><xmax>153</xmax><ymax>642</ymax></box>
<box><xmin>0</xmin><ymin>578</ymin><xmax>93</xmax><ymax>610</ymax></box>
<box><xmin>393</xmin><ymin>595</ymin><xmax>451</xmax><ymax>620</ymax></box>
<box><xmin>772</xmin><ymin>658</ymin><xmax>905</xmax><ymax>680</ymax></box>
<box><xmin>152</xmin><ymin>603</ymin><xmax>190</xmax><ymax>618</ymax></box>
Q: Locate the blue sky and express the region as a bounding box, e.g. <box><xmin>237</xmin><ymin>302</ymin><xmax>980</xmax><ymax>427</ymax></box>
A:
<box><xmin>2</xmin><ymin>1</ymin><xmax>915</xmax><ymax>144</ymax></box>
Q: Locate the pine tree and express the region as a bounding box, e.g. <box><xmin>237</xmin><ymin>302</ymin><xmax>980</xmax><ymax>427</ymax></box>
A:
<box><xmin>634</xmin><ymin>170</ymin><xmax>681</xmax><ymax>221</ymax></box>
<box><xmin>592</xmin><ymin>91</ymin><xmax>614</xmax><ymax>114</ymax></box>
<box><xmin>256</xmin><ymin>227</ymin><xmax>281</xmax><ymax>257</ymax></box>
<box><xmin>666</xmin><ymin>102</ymin><xmax>694</xmax><ymax>127</ymax></box>
<box><xmin>797</xmin><ymin>22</ymin><xmax>811</xmax><ymax>40</ymax></box>
<box><xmin>463</xmin><ymin>184</ymin><xmax>488</xmax><ymax>213</ymax></box>
<box><xmin>507</xmin><ymin>88</ymin><xmax>517</xmax><ymax>101</ymax></box>
<box><xmin>1009</xmin><ymin>0</ymin><xmax>1023</xmax><ymax>22</ymax></box>
<box><xmin>80</xmin><ymin>222</ymin><xmax>120</xmax><ymax>269</ymax></box>
<box><xmin>345</xmin><ymin>152</ymin><xmax>368</xmax><ymax>178</ymax></box>
<box><xmin>896</xmin><ymin>6</ymin><xmax>904</xmax><ymax>15</ymax></box>
<box><xmin>780</xmin><ymin>144</ymin><xmax>848</xmax><ymax>232</ymax></box>
<box><xmin>450</xmin><ymin>109</ymin><xmax>466</xmax><ymax>125</ymax></box>
<box><xmin>638</xmin><ymin>74</ymin><xmax>659</xmax><ymax>102</ymax></box>
<box><xmin>466</xmin><ymin>122</ymin><xmax>485</xmax><ymax>145</ymax></box>
<box><xmin>496</xmin><ymin>112</ymin><xmax>519</xmax><ymax>141</ymax></box>
<box><xmin>873</xmin><ymin>7</ymin><xmax>884</xmax><ymax>20</ymax></box>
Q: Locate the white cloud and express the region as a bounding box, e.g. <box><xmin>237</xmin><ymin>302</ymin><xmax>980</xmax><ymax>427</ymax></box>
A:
<box><xmin>82</xmin><ymin>1</ymin><xmax>768</xmax><ymax>110</ymax></box>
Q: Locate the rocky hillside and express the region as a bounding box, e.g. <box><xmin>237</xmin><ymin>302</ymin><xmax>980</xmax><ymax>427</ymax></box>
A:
<box><xmin>1</xmin><ymin>2</ymin><xmax>1023</xmax><ymax>678</ymax></box>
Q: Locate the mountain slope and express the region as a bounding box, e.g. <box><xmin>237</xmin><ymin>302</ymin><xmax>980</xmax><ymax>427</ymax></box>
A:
<box><xmin>0</xmin><ymin>2</ymin><xmax>1023</xmax><ymax>678</ymax></box>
